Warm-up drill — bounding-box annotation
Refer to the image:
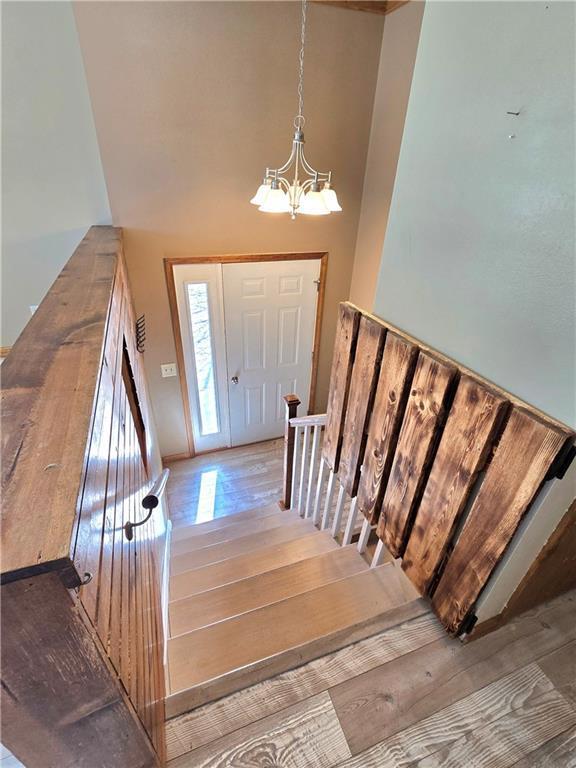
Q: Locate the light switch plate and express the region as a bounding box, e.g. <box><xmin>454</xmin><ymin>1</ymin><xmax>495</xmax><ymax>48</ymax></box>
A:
<box><xmin>161</xmin><ymin>363</ymin><xmax>177</xmax><ymax>378</ymax></box>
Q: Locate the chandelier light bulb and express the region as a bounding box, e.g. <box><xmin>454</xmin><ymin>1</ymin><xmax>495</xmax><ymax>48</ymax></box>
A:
<box><xmin>258</xmin><ymin>183</ymin><xmax>291</xmax><ymax>213</ymax></box>
<box><xmin>299</xmin><ymin>186</ymin><xmax>330</xmax><ymax>216</ymax></box>
<box><xmin>320</xmin><ymin>183</ymin><xmax>342</xmax><ymax>212</ymax></box>
<box><xmin>250</xmin><ymin>179</ymin><xmax>272</xmax><ymax>206</ymax></box>
<box><xmin>249</xmin><ymin>0</ymin><xmax>341</xmax><ymax>219</ymax></box>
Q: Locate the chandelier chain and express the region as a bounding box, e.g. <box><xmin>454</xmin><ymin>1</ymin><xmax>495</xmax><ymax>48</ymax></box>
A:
<box><xmin>296</xmin><ymin>0</ymin><xmax>307</xmax><ymax>126</ymax></box>
<box><xmin>251</xmin><ymin>0</ymin><xmax>340</xmax><ymax>216</ymax></box>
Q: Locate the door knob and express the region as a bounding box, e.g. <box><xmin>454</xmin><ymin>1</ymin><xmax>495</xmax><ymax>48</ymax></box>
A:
<box><xmin>231</xmin><ymin>376</ymin><xmax>239</xmax><ymax>384</ymax></box>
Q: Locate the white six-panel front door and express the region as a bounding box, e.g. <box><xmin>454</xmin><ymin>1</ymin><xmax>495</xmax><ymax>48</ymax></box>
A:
<box><xmin>223</xmin><ymin>259</ymin><xmax>320</xmax><ymax>446</ymax></box>
<box><xmin>173</xmin><ymin>259</ymin><xmax>320</xmax><ymax>452</ymax></box>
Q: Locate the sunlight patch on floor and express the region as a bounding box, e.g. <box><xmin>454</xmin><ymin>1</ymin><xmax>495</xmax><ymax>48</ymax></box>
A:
<box><xmin>195</xmin><ymin>469</ymin><xmax>219</xmax><ymax>524</ymax></box>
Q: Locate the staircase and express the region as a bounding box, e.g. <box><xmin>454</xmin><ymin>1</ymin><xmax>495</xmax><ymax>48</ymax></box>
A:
<box><xmin>165</xmin><ymin>503</ymin><xmax>421</xmax><ymax>718</ymax></box>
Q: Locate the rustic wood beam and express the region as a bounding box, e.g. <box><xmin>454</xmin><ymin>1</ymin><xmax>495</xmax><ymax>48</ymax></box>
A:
<box><xmin>312</xmin><ymin>1</ymin><xmax>410</xmax><ymax>16</ymax></box>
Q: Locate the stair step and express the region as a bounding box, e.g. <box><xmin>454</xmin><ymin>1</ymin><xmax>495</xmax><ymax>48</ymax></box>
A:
<box><xmin>169</xmin><ymin>531</ymin><xmax>339</xmax><ymax>601</ymax></box>
<box><xmin>171</xmin><ymin>510</ymin><xmax>301</xmax><ymax>556</ymax></box>
<box><xmin>169</xmin><ymin>545</ymin><xmax>369</xmax><ymax>637</ymax></box>
<box><xmin>166</xmin><ymin>565</ymin><xmax>425</xmax><ymax>716</ymax></box>
<box><xmin>170</xmin><ymin>519</ymin><xmax>318</xmax><ymax>575</ymax></box>
<box><xmin>170</xmin><ymin>504</ymin><xmax>282</xmax><ymax>541</ymax></box>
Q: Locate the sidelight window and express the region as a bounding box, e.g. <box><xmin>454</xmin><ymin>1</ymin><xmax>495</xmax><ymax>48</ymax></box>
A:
<box><xmin>186</xmin><ymin>283</ymin><xmax>219</xmax><ymax>436</ymax></box>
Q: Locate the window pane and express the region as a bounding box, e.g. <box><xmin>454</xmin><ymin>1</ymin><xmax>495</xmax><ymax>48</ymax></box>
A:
<box><xmin>187</xmin><ymin>283</ymin><xmax>219</xmax><ymax>436</ymax></box>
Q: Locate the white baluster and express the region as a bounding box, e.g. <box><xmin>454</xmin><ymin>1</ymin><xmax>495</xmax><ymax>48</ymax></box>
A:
<box><xmin>321</xmin><ymin>469</ymin><xmax>336</xmax><ymax>530</ymax></box>
<box><xmin>371</xmin><ymin>539</ymin><xmax>387</xmax><ymax>567</ymax></box>
<box><xmin>305</xmin><ymin>425</ymin><xmax>322</xmax><ymax>518</ymax></box>
<box><xmin>290</xmin><ymin>425</ymin><xmax>302</xmax><ymax>511</ymax></box>
<box><xmin>357</xmin><ymin>517</ymin><xmax>372</xmax><ymax>553</ymax></box>
<box><xmin>331</xmin><ymin>483</ymin><xmax>347</xmax><ymax>538</ymax></box>
<box><xmin>312</xmin><ymin>457</ymin><xmax>328</xmax><ymax>526</ymax></box>
<box><xmin>342</xmin><ymin>496</ymin><xmax>358</xmax><ymax>546</ymax></box>
<box><xmin>298</xmin><ymin>425</ymin><xmax>311</xmax><ymax>516</ymax></box>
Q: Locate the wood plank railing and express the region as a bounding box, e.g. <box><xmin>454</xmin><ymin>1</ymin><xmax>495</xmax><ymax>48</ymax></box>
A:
<box><xmin>283</xmin><ymin>302</ymin><xmax>575</xmax><ymax>636</ymax></box>
<box><xmin>1</xmin><ymin>227</ymin><xmax>166</xmax><ymax>767</ymax></box>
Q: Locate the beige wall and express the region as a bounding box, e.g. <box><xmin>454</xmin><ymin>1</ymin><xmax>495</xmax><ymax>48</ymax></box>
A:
<box><xmin>74</xmin><ymin>1</ymin><xmax>383</xmax><ymax>458</ymax></box>
<box><xmin>349</xmin><ymin>1</ymin><xmax>423</xmax><ymax>309</ymax></box>
<box><xmin>1</xmin><ymin>1</ymin><xmax>110</xmax><ymax>348</ymax></box>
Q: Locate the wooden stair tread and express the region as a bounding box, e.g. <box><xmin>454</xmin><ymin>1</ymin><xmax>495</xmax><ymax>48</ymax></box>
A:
<box><xmin>170</xmin><ymin>504</ymin><xmax>282</xmax><ymax>541</ymax></box>
<box><xmin>169</xmin><ymin>531</ymin><xmax>339</xmax><ymax>601</ymax></box>
<box><xmin>171</xmin><ymin>510</ymin><xmax>301</xmax><ymax>556</ymax></box>
<box><xmin>170</xmin><ymin>519</ymin><xmax>318</xmax><ymax>575</ymax></box>
<box><xmin>169</xmin><ymin>545</ymin><xmax>370</xmax><ymax>636</ymax></box>
<box><xmin>168</xmin><ymin>565</ymin><xmax>421</xmax><ymax>710</ymax></box>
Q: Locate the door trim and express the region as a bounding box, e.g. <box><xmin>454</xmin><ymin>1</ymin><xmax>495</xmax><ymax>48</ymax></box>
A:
<box><xmin>164</xmin><ymin>251</ymin><xmax>328</xmax><ymax>458</ymax></box>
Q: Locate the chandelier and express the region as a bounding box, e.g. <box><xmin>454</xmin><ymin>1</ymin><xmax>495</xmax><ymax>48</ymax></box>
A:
<box><xmin>250</xmin><ymin>0</ymin><xmax>342</xmax><ymax>219</ymax></box>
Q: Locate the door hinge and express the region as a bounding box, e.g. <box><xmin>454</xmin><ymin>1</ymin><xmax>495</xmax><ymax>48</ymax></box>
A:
<box><xmin>314</xmin><ymin>278</ymin><xmax>321</xmax><ymax>293</ymax></box>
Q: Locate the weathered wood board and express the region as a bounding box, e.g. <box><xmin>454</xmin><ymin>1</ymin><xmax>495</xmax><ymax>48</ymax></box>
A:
<box><xmin>338</xmin><ymin>317</ymin><xmax>385</xmax><ymax>497</ymax></box>
<box><xmin>356</xmin><ymin>332</ymin><xmax>418</xmax><ymax>525</ymax></box>
<box><xmin>1</xmin><ymin>228</ymin><xmax>118</xmax><ymax>576</ymax></box>
<box><xmin>1</xmin><ymin>573</ymin><xmax>159</xmax><ymax>768</ymax></box>
<box><xmin>402</xmin><ymin>375</ymin><xmax>508</xmax><ymax>595</ymax></box>
<box><xmin>169</xmin><ymin>692</ymin><xmax>352</xmax><ymax>768</ymax></box>
<box><xmin>432</xmin><ymin>407</ymin><xmax>570</xmax><ymax>632</ymax></box>
<box><xmin>322</xmin><ymin>304</ymin><xmax>360</xmax><ymax>472</ymax></box>
<box><xmin>376</xmin><ymin>352</ymin><xmax>457</xmax><ymax>558</ymax></box>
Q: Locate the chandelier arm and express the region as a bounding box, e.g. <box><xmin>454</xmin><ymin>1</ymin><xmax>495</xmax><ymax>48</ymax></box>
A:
<box><xmin>295</xmin><ymin>141</ymin><xmax>311</xmax><ymax>180</ymax></box>
<box><xmin>277</xmin><ymin>177</ymin><xmax>291</xmax><ymax>192</ymax></box>
<box><xmin>274</xmin><ymin>142</ymin><xmax>298</xmax><ymax>175</ymax></box>
<box><xmin>294</xmin><ymin>141</ymin><xmax>302</xmax><ymax>186</ymax></box>
<box><xmin>299</xmin><ymin>147</ymin><xmax>321</xmax><ymax>178</ymax></box>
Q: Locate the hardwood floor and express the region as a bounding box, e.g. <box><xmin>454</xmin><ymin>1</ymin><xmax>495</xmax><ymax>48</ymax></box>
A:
<box><xmin>166</xmin><ymin>587</ymin><xmax>576</xmax><ymax>766</ymax></box>
<box><xmin>164</xmin><ymin>442</ymin><xmax>576</xmax><ymax>767</ymax></box>
<box><xmin>165</xmin><ymin>439</ymin><xmax>284</xmax><ymax>529</ymax></box>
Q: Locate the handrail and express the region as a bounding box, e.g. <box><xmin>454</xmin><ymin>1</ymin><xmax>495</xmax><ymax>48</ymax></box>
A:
<box><xmin>124</xmin><ymin>468</ymin><xmax>170</xmax><ymax>541</ymax></box>
<box><xmin>289</xmin><ymin>413</ymin><xmax>327</xmax><ymax>428</ymax></box>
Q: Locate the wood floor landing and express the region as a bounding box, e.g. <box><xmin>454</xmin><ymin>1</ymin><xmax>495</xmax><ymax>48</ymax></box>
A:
<box><xmin>166</xmin><ymin>439</ymin><xmax>284</xmax><ymax>530</ymax></box>
<box><xmin>166</xmin><ymin>590</ymin><xmax>576</xmax><ymax>767</ymax></box>
<box><xmin>167</xmin><ymin>565</ymin><xmax>423</xmax><ymax>716</ymax></box>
